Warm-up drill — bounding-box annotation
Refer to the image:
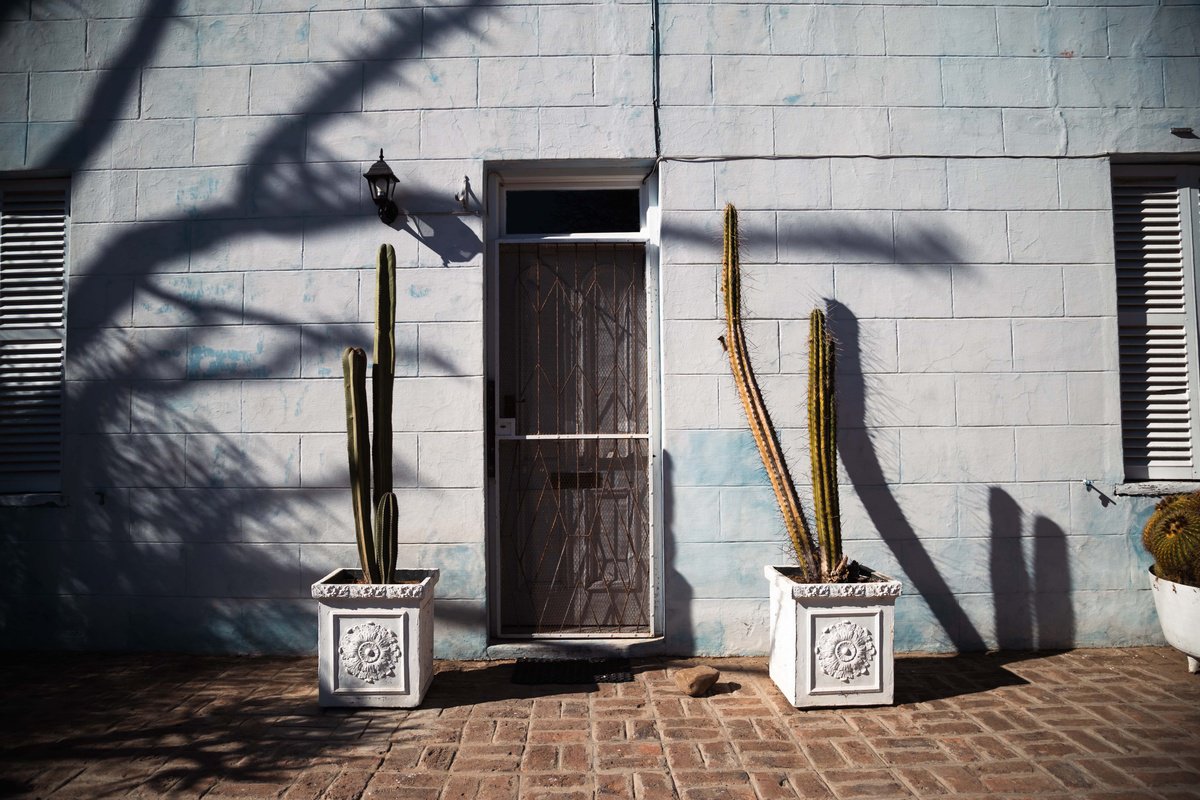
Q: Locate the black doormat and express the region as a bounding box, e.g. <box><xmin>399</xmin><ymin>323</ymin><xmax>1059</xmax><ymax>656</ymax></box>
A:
<box><xmin>511</xmin><ymin>657</ymin><xmax>633</xmax><ymax>685</ymax></box>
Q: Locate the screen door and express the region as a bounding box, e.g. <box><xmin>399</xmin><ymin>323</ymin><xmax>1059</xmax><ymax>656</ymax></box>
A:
<box><xmin>493</xmin><ymin>240</ymin><xmax>652</xmax><ymax>636</ymax></box>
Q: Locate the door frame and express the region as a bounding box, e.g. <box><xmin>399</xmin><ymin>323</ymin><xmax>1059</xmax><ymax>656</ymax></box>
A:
<box><xmin>484</xmin><ymin>162</ymin><xmax>663</xmax><ymax>641</ymax></box>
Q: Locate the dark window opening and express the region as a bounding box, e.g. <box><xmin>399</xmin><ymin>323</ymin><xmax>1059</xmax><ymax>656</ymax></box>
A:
<box><xmin>505</xmin><ymin>189</ymin><xmax>640</xmax><ymax>235</ymax></box>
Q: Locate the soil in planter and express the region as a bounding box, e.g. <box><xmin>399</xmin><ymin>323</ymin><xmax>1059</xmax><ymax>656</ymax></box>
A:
<box><xmin>777</xmin><ymin>562</ymin><xmax>884</xmax><ymax>585</ymax></box>
<box><xmin>327</xmin><ymin>570</ymin><xmax>421</xmax><ymax>586</ymax></box>
<box><xmin>351</xmin><ymin>579</ymin><xmax>421</xmax><ymax>585</ymax></box>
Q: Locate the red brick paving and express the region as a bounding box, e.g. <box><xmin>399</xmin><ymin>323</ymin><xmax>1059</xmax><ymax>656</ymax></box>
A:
<box><xmin>1</xmin><ymin>649</ymin><xmax>1198</xmax><ymax>799</ymax></box>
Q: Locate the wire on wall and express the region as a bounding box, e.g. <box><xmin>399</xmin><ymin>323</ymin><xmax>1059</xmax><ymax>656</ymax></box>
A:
<box><xmin>650</xmin><ymin>0</ymin><xmax>662</xmax><ymax>160</ymax></box>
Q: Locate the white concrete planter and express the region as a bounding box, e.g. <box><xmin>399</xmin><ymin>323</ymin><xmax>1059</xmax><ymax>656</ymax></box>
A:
<box><xmin>1148</xmin><ymin>568</ymin><xmax>1200</xmax><ymax>674</ymax></box>
<box><xmin>311</xmin><ymin>567</ymin><xmax>439</xmax><ymax>708</ymax></box>
<box><xmin>765</xmin><ymin>565</ymin><xmax>902</xmax><ymax>708</ymax></box>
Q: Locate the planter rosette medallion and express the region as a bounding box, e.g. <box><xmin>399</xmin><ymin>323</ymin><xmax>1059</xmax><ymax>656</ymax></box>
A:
<box><xmin>815</xmin><ymin>621</ymin><xmax>876</xmax><ymax>683</ymax></box>
<box><xmin>338</xmin><ymin>622</ymin><xmax>401</xmax><ymax>684</ymax></box>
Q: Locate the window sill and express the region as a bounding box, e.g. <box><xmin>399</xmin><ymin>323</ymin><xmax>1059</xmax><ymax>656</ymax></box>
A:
<box><xmin>1113</xmin><ymin>482</ymin><xmax>1200</xmax><ymax>497</ymax></box>
<box><xmin>0</xmin><ymin>493</ymin><xmax>66</xmax><ymax>508</ymax></box>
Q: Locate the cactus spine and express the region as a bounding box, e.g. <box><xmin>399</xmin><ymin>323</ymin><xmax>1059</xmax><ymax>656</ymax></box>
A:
<box><xmin>721</xmin><ymin>204</ymin><xmax>820</xmax><ymax>582</ymax></box>
<box><xmin>342</xmin><ymin>243</ymin><xmax>398</xmax><ymax>584</ymax></box>
<box><xmin>809</xmin><ymin>309</ymin><xmax>848</xmax><ymax>582</ymax></box>
<box><xmin>1143</xmin><ymin>492</ymin><xmax>1200</xmax><ymax>587</ymax></box>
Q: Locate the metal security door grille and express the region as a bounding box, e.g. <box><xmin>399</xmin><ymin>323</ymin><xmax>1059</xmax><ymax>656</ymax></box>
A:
<box><xmin>496</xmin><ymin>242</ymin><xmax>650</xmax><ymax>635</ymax></box>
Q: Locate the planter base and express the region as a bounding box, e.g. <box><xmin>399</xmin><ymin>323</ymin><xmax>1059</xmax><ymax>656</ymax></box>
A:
<box><xmin>765</xmin><ymin>565</ymin><xmax>902</xmax><ymax>708</ymax></box>
<box><xmin>1148</xmin><ymin>568</ymin><xmax>1200</xmax><ymax>674</ymax></box>
<box><xmin>312</xmin><ymin>568</ymin><xmax>439</xmax><ymax>708</ymax></box>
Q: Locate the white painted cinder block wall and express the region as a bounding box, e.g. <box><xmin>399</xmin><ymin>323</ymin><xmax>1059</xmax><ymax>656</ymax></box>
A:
<box><xmin>1</xmin><ymin>0</ymin><xmax>1197</xmax><ymax>657</ymax></box>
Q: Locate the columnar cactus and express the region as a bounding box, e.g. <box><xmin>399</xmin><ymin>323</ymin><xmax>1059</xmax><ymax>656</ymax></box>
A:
<box><xmin>809</xmin><ymin>308</ymin><xmax>848</xmax><ymax>582</ymax></box>
<box><xmin>1143</xmin><ymin>492</ymin><xmax>1200</xmax><ymax>587</ymax></box>
<box><xmin>721</xmin><ymin>204</ymin><xmax>820</xmax><ymax>582</ymax></box>
<box><xmin>342</xmin><ymin>243</ymin><xmax>398</xmax><ymax>584</ymax></box>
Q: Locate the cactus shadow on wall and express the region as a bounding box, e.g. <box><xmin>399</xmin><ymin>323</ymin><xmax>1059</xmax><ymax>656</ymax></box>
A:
<box><xmin>830</xmin><ymin>302</ymin><xmax>1075</xmax><ymax>655</ymax></box>
<box><xmin>828</xmin><ymin>300</ymin><xmax>988</xmax><ymax>653</ymax></box>
<box><xmin>989</xmin><ymin>488</ymin><xmax>1075</xmax><ymax>650</ymax></box>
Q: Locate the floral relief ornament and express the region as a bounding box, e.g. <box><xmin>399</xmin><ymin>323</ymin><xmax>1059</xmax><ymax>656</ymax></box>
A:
<box><xmin>815</xmin><ymin>621</ymin><xmax>876</xmax><ymax>683</ymax></box>
<box><xmin>339</xmin><ymin>622</ymin><xmax>402</xmax><ymax>683</ymax></box>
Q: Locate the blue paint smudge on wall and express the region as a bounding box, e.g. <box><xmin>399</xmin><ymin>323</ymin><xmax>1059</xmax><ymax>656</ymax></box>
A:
<box><xmin>176</xmin><ymin>177</ymin><xmax>222</xmax><ymax>216</ymax></box>
<box><xmin>665</xmin><ymin>429</ymin><xmax>767</xmax><ymax>487</ymax></box>
<box><xmin>1128</xmin><ymin>501</ymin><xmax>1158</xmax><ymax>579</ymax></box>
<box><xmin>188</xmin><ymin>345</ymin><xmax>270</xmax><ymax>378</ymax></box>
<box><xmin>692</xmin><ymin>618</ymin><xmax>727</xmax><ymax>655</ymax></box>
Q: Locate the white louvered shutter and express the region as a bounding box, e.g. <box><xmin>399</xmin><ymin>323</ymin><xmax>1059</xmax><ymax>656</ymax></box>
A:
<box><xmin>0</xmin><ymin>179</ymin><xmax>68</xmax><ymax>494</ymax></box>
<box><xmin>1112</xmin><ymin>165</ymin><xmax>1200</xmax><ymax>480</ymax></box>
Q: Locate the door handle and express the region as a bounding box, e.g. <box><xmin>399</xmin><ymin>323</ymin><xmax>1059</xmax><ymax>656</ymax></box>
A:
<box><xmin>486</xmin><ymin>379</ymin><xmax>496</xmax><ymax>478</ymax></box>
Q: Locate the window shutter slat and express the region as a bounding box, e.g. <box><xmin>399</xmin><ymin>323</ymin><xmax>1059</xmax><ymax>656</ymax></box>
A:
<box><xmin>0</xmin><ymin>187</ymin><xmax>67</xmax><ymax>330</ymax></box>
<box><xmin>1113</xmin><ymin>168</ymin><xmax>1200</xmax><ymax>480</ymax></box>
<box><xmin>0</xmin><ymin>339</ymin><xmax>64</xmax><ymax>491</ymax></box>
<box><xmin>0</xmin><ymin>180</ymin><xmax>67</xmax><ymax>495</ymax></box>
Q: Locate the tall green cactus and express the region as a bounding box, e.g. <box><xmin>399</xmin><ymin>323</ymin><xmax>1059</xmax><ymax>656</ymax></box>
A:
<box><xmin>342</xmin><ymin>243</ymin><xmax>398</xmax><ymax>584</ymax></box>
<box><xmin>721</xmin><ymin>204</ymin><xmax>820</xmax><ymax>582</ymax></box>
<box><xmin>809</xmin><ymin>309</ymin><xmax>848</xmax><ymax>582</ymax></box>
<box><xmin>1143</xmin><ymin>492</ymin><xmax>1200</xmax><ymax>587</ymax></box>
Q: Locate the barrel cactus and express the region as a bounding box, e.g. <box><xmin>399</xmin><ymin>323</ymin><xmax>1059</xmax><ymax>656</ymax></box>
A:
<box><xmin>1143</xmin><ymin>492</ymin><xmax>1200</xmax><ymax>587</ymax></box>
<box><xmin>342</xmin><ymin>243</ymin><xmax>398</xmax><ymax>584</ymax></box>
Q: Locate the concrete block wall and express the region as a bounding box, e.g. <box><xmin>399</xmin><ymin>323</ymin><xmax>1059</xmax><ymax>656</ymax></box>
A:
<box><xmin>659</xmin><ymin>154</ymin><xmax>1156</xmax><ymax>654</ymax></box>
<box><xmin>0</xmin><ymin>0</ymin><xmax>1197</xmax><ymax>658</ymax></box>
<box><xmin>652</xmin><ymin>0</ymin><xmax>1196</xmax><ymax>654</ymax></box>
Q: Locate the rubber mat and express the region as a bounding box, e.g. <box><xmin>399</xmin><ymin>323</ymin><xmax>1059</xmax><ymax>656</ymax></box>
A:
<box><xmin>510</xmin><ymin>657</ymin><xmax>633</xmax><ymax>685</ymax></box>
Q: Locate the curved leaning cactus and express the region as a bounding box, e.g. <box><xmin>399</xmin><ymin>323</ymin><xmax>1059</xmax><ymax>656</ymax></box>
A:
<box><xmin>809</xmin><ymin>308</ymin><xmax>848</xmax><ymax>582</ymax></box>
<box><xmin>721</xmin><ymin>204</ymin><xmax>820</xmax><ymax>582</ymax></box>
<box><xmin>1143</xmin><ymin>492</ymin><xmax>1200</xmax><ymax>587</ymax></box>
<box><xmin>342</xmin><ymin>243</ymin><xmax>398</xmax><ymax>584</ymax></box>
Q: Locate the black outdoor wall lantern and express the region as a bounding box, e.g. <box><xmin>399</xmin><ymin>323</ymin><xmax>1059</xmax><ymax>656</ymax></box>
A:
<box><xmin>364</xmin><ymin>149</ymin><xmax>399</xmax><ymax>224</ymax></box>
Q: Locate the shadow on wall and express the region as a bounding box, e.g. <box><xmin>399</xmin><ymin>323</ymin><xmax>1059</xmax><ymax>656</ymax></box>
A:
<box><xmin>830</xmin><ymin>302</ymin><xmax>1075</xmax><ymax>653</ymax></box>
<box><xmin>655</xmin><ymin>212</ymin><xmax>1078</xmax><ymax>655</ymax></box>
<box><xmin>829</xmin><ymin>300</ymin><xmax>986</xmax><ymax>652</ymax></box>
<box><xmin>660</xmin><ymin>452</ymin><xmax>694</xmax><ymax>655</ymax></box>
<box><xmin>988</xmin><ymin>488</ymin><xmax>1075</xmax><ymax>650</ymax></box>
<box><xmin>0</xmin><ymin>1</ymin><xmax>491</xmax><ymax>653</ymax></box>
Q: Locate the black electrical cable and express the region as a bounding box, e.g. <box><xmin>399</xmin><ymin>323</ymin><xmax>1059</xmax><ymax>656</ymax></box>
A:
<box><xmin>650</xmin><ymin>0</ymin><xmax>662</xmax><ymax>160</ymax></box>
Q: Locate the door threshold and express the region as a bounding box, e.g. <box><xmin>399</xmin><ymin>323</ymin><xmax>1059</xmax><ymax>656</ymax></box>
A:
<box><xmin>486</xmin><ymin>638</ymin><xmax>664</xmax><ymax>661</ymax></box>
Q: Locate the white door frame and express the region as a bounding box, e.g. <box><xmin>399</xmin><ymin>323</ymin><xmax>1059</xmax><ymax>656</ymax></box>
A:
<box><xmin>484</xmin><ymin>163</ymin><xmax>663</xmax><ymax>641</ymax></box>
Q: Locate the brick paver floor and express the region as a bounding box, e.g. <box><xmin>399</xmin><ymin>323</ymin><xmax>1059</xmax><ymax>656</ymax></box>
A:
<box><xmin>1</xmin><ymin>649</ymin><xmax>1198</xmax><ymax>799</ymax></box>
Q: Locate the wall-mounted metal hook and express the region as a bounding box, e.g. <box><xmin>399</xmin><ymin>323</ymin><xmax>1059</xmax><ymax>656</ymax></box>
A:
<box><xmin>1083</xmin><ymin>479</ymin><xmax>1114</xmax><ymax>508</ymax></box>
<box><xmin>455</xmin><ymin>175</ymin><xmax>471</xmax><ymax>211</ymax></box>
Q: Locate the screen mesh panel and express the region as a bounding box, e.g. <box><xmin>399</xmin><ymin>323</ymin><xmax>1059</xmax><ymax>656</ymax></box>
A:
<box><xmin>496</xmin><ymin>242</ymin><xmax>650</xmax><ymax>635</ymax></box>
<box><xmin>498</xmin><ymin>438</ymin><xmax>649</xmax><ymax>634</ymax></box>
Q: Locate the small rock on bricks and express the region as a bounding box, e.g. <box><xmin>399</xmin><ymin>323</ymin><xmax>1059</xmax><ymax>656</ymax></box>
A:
<box><xmin>674</xmin><ymin>665</ymin><xmax>720</xmax><ymax>697</ymax></box>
